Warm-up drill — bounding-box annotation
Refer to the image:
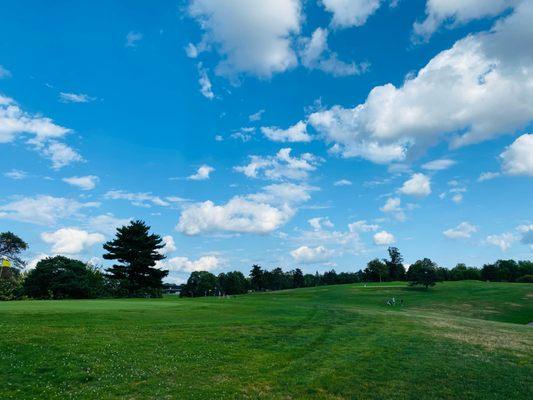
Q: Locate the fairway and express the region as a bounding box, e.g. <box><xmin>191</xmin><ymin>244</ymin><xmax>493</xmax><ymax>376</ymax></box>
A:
<box><xmin>1</xmin><ymin>281</ymin><xmax>532</xmax><ymax>399</ymax></box>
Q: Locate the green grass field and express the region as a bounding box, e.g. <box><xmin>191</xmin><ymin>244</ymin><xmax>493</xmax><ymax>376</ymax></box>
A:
<box><xmin>1</xmin><ymin>281</ymin><xmax>532</xmax><ymax>399</ymax></box>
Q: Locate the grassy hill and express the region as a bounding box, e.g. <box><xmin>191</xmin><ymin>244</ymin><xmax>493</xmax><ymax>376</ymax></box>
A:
<box><xmin>0</xmin><ymin>281</ymin><xmax>531</xmax><ymax>399</ymax></box>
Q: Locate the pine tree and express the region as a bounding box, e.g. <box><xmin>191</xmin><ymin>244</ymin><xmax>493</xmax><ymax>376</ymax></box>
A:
<box><xmin>293</xmin><ymin>268</ymin><xmax>304</xmax><ymax>288</ymax></box>
<box><xmin>250</xmin><ymin>264</ymin><xmax>264</xmax><ymax>291</ymax></box>
<box><xmin>103</xmin><ymin>220</ymin><xmax>168</xmax><ymax>297</ymax></box>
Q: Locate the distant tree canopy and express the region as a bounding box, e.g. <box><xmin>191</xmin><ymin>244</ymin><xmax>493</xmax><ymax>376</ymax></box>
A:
<box><xmin>407</xmin><ymin>258</ymin><xmax>438</xmax><ymax>289</ymax></box>
<box><xmin>218</xmin><ymin>271</ymin><xmax>249</xmax><ymax>295</ymax></box>
<box><xmin>386</xmin><ymin>247</ymin><xmax>406</xmax><ymax>281</ymax></box>
<box><xmin>1</xmin><ymin>230</ymin><xmax>531</xmax><ymax>302</ymax></box>
<box><xmin>180</xmin><ymin>266</ymin><xmax>364</xmax><ymax>297</ymax></box>
<box><xmin>23</xmin><ymin>256</ymin><xmax>105</xmax><ymax>299</ymax></box>
<box><xmin>103</xmin><ymin>220</ymin><xmax>168</xmax><ymax>298</ymax></box>
<box><xmin>481</xmin><ymin>260</ymin><xmax>533</xmax><ymax>282</ymax></box>
<box><xmin>364</xmin><ymin>258</ymin><xmax>389</xmax><ymax>282</ymax></box>
<box><xmin>450</xmin><ymin>263</ymin><xmax>481</xmax><ymax>281</ymax></box>
<box><xmin>181</xmin><ymin>271</ymin><xmax>218</xmax><ymax>297</ymax></box>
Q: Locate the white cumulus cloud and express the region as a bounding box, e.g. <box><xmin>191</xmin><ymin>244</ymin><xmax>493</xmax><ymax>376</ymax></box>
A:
<box><xmin>443</xmin><ymin>222</ymin><xmax>477</xmax><ymax>239</ymax></box>
<box><xmin>160</xmin><ymin>255</ymin><xmax>221</xmax><ymax>272</ymax></box>
<box><xmin>306</xmin><ymin>3</ymin><xmax>533</xmax><ymax>164</ymax></box>
<box><xmin>373</xmin><ymin>230</ymin><xmax>395</xmax><ymax>245</ymax></box>
<box><xmin>63</xmin><ymin>175</ymin><xmax>99</xmax><ymax>190</ymax></box>
<box><xmin>188</xmin><ymin>0</ymin><xmax>302</xmax><ymax>78</ymax></box>
<box><xmin>261</xmin><ymin>121</ymin><xmax>311</xmax><ymax>143</ymax></box>
<box><xmin>160</xmin><ymin>235</ymin><xmax>177</xmax><ymax>255</ymax></box>
<box><xmin>500</xmin><ymin>134</ymin><xmax>533</xmax><ymax>176</ymax></box>
<box><xmin>0</xmin><ymin>195</ymin><xmax>99</xmax><ymax>225</ymax></box>
<box><xmin>235</xmin><ymin>148</ymin><xmax>320</xmax><ymax>181</ymax></box>
<box><xmin>188</xmin><ymin>165</ymin><xmax>215</xmax><ymax>180</ymax></box>
<box><xmin>349</xmin><ymin>220</ymin><xmax>379</xmax><ymax>232</ymax></box>
<box><xmin>414</xmin><ymin>0</ymin><xmax>518</xmax><ymax>41</ymax></box>
<box><xmin>177</xmin><ymin>183</ymin><xmax>314</xmax><ymax>236</ymax></box>
<box><xmin>399</xmin><ymin>173</ymin><xmax>431</xmax><ymax>198</ymax></box>
<box><xmin>41</xmin><ymin>228</ymin><xmax>105</xmax><ymax>254</ymax></box>
<box><xmin>485</xmin><ymin>232</ymin><xmax>518</xmax><ymax>251</ymax></box>
<box><xmin>321</xmin><ymin>0</ymin><xmax>383</xmax><ymax>28</ymax></box>
<box><xmin>291</xmin><ymin>245</ymin><xmax>333</xmax><ymax>263</ymax></box>
<box><xmin>299</xmin><ymin>27</ymin><xmax>364</xmax><ymax>77</ymax></box>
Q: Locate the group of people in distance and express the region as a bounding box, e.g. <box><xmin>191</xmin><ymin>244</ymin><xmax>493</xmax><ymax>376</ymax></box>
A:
<box><xmin>386</xmin><ymin>297</ymin><xmax>404</xmax><ymax>306</ymax></box>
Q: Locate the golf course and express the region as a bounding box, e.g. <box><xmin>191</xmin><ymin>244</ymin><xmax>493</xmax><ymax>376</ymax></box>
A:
<box><xmin>0</xmin><ymin>281</ymin><xmax>531</xmax><ymax>399</ymax></box>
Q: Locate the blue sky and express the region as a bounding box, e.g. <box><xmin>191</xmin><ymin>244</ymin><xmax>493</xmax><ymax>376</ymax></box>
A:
<box><xmin>1</xmin><ymin>0</ymin><xmax>532</xmax><ymax>283</ymax></box>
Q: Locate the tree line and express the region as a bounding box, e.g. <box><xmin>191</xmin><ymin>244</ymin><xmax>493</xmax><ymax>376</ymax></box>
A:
<box><xmin>0</xmin><ymin>221</ymin><xmax>169</xmax><ymax>300</ymax></box>
<box><xmin>1</xmin><ymin>225</ymin><xmax>532</xmax><ymax>301</ymax></box>
<box><xmin>179</xmin><ymin>247</ymin><xmax>533</xmax><ymax>297</ymax></box>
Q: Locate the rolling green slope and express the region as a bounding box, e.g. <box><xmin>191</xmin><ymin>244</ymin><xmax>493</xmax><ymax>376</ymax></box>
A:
<box><xmin>0</xmin><ymin>281</ymin><xmax>532</xmax><ymax>399</ymax></box>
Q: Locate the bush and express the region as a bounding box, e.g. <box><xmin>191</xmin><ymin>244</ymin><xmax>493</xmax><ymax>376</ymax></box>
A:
<box><xmin>23</xmin><ymin>256</ymin><xmax>107</xmax><ymax>299</ymax></box>
<box><xmin>0</xmin><ymin>274</ymin><xmax>24</xmax><ymax>300</ymax></box>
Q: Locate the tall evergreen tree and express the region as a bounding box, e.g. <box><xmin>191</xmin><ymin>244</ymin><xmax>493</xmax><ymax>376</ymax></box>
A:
<box><xmin>103</xmin><ymin>220</ymin><xmax>168</xmax><ymax>297</ymax></box>
<box><xmin>292</xmin><ymin>268</ymin><xmax>304</xmax><ymax>288</ymax></box>
<box><xmin>250</xmin><ymin>264</ymin><xmax>264</xmax><ymax>291</ymax></box>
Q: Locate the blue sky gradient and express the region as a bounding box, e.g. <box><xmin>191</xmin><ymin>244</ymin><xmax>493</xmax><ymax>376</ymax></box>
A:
<box><xmin>1</xmin><ymin>0</ymin><xmax>532</xmax><ymax>283</ymax></box>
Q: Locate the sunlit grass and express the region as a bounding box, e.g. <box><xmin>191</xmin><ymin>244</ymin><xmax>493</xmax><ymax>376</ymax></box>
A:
<box><xmin>0</xmin><ymin>281</ymin><xmax>531</xmax><ymax>399</ymax></box>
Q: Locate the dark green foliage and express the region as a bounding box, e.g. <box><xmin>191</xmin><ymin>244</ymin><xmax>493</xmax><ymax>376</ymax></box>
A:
<box><xmin>23</xmin><ymin>256</ymin><xmax>106</xmax><ymax>299</ymax></box>
<box><xmin>518</xmin><ymin>260</ymin><xmax>533</xmax><ymax>275</ymax></box>
<box><xmin>250</xmin><ymin>264</ymin><xmax>264</xmax><ymax>291</ymax></box>
<box><xmin>435</xmin><ymin>266</ymin><xmax>451</xmax><ymax>281</ymax></box>
<box><xmin>450</xmin><ymin>263</ymin><xmax>481</xmax><ymax>281</ymax></box>
<box><xmin>180</xmin><ymin>271</ymin><xmax>218</xmax><ymax>297</ymax></box>
<box><xmin>481</xmin><ymin>259</ymin><xmax>532</xmax><ymax>282</ymax></box>
<box><xmin>103</xmin><ymin>220</ymin><xmax>168</xmax><ymax>297</ymax></box>
<box><xmin>320</xmin><ymin>269</ymin><xmax>337</xmax><ymax>285</ymax></box>
<box><xmin>292</xmin><ymin>268</ymin><xmax>304</xmax><ymax>288</ymax></box>
<box><xmin>516</xmin><ymin>274</ymin><xmax>533</xmax><ymax>283</ymax></box>
<box><xmin>218</xmin><ymin>271</ymin><xmax>249</xmax><ymax>295</ymax></box>
<box><xmin>364</xmin><ymin>258</ymin><xmax>389</xmax><ymax>282</ymax></box>
<box><xmin>0</xmin><ymin>274</ymin><xmax>24</xmax><ymax>300</ymax></box>
<box><xmin>0</xmin><ymin>231</ymin><xmax>28</xmax><ymax>271</ymax></box>
<box><xmin>407</xmin><ymin>258</ymin><xmax>438</xmax><ymax>289</ymax></box>
<box><xmin>336</xmin><ymin>271</ymin><xmax>361</xmax><ymax>284</ymax></box>
<box><xmin>303</xmin><ymin>273</ymin><xmax>319</xmax><ymax>287</ymax></box>
<box><xmin>385</xmin><ymin>247</ymin><xmax>406</xmax><ymax>281</ymax></box>
<box><xmin>265</xmin><ymin>267</ymin><xmax>290</xmax><ymax>291</ymax></box>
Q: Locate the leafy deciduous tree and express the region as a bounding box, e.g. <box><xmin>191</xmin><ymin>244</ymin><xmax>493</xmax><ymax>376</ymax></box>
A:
<box><xmin>364</xmin><ymin>258</ymin><xmax>389</xmax><ymax>282</ymax></box>
<box><xmin>23</xmin><ymin>256</ymin><xmax>105</xmax><ymax>299</ymax></box>
<box><xmin>386</xmin><ymin>247</ymin><xmax>406</xmax><ymax>281</ymax></box>
<box><xmin>218</xmin><ymin>271</ymin><xmax>249</xmax><ymax>295</ymax></box>
<box><xmin>407</xmin><ymin>258</ymin><xmax>438</xmax><ymax>289</ymax></box>
<box><xmin>180</xmin><ymin>271</ymin><xmax>217</xmax><ymax>297</ymax></box>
